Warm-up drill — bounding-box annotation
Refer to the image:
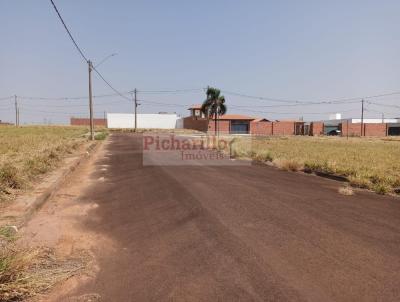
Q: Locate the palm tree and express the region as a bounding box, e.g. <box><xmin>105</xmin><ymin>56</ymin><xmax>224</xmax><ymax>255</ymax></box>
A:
<box><xmin>200</xmin><ymin>87</ymin><xmax>227</xmax><ymax>136</ymax></box>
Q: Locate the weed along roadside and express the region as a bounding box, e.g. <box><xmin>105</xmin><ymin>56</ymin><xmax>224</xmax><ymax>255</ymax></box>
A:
<box><xmin>0</xmin><ymin>126</ymin><xmax>86</xmax><ymax>203</ymax></box>
<box><xmin>230</xmin><ymin>136</ymin><xmax>400</xmax><ymax>195</ymax></box>
<box><xmin>0</xmin><ymin>126</ymin><xmax>107</xmax><ymax>302</ymax></box>
<box><xmin>0</xmin><ymin>126</ymin><xmax>108</xmax><ymax>204</ymax></box>
<box><xmin>0</xmin><ymin>226</ymin><xmax>87</xmax><ymax>302</ymax></box>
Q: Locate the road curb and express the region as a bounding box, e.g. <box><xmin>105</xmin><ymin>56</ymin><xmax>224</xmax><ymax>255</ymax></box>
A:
<box><xmin>15</xmin><ymin>141</ymin><xmax>101</xmax><ymax>228</ymax></box>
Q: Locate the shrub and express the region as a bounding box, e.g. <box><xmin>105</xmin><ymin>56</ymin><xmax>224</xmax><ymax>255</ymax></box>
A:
<box><xmin>348</xmin><ymin>175</ymin><xmax>371</xmax><ymax>189</ymax></box>
<box><xmin>274</xmin><ymin>159</ymin><xmax>304</xmax><ymax>172</ymax></box>
<box><xmin>94</xmin><ymin>132</ymin><xmax>108</xmax><ymax>140</ymax></box>
<box><xmin>373</xmin><ymin>183</ymin><xmax>391</xmax><ymax>195</ymax></box>
<box><xmin>0</xmin><ymin>164</ymin><xmax>22</xmax><ymax>190</ymax></box>
<box><xmin>252</xmin><ymin>150</ymin><xmax>273</xmax><ymax>162</ymax></box>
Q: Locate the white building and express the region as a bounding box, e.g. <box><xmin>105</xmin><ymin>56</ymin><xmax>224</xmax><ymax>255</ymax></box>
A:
<box><xmin>324</xmin><ymin>118</ymin><xmax>399</xmax><ymax>126</ymax></box>
<box><xmin>107</xmin><ymin>113</ymin><xmax>183</xmax><ymax>129</ymax></box>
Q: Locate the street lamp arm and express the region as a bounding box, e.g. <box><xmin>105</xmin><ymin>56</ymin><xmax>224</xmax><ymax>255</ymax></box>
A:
<box><xmin>94</xmin><ymin>53</ymin><xmax>118</xmax><ymax>68</ymax></box>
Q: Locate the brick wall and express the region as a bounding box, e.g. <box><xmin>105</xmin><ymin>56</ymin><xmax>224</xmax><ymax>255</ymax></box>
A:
<box><xmin>340</xmin><ymin>122</ymin><xmax>361</xmax><ymax>136</ymax></box>
<box><xmin>310</xmin><ymin>122</ymin><xmax>324</xmax><ymax>136</ymax></box>
<box><xmin>183</xmin><ymin>118</ymin><xmax>304</xmax><ymax>136</ymax></box>
<box><xmin>250</xmin><ymin>121</ymin><xmax>272</xmax><ymax>135</ymax></box>
<box><xmin>250</xmin><ymin>121</ymin><xmax>297</xmax><ymax>136</ymax></box>
<box><xmin>208</xmin><ymin>120</ymin><xmax>230</xmax><ymax>134</ymax></box>
<box><xmin>182</xmin><ymin>117</ymin><xmax>208</xmax><ymax>132</ymax></box>
<box><xmin>341</xmin><ymin>122</ymin><xmax>387</xmax><ymax>137</ymax></box>
<box><xmin>271</xmin><ymin>121</ymin><xmax>296</xmax><ymax>135</ymax></box>
<box><xmin>364</xmin><ymin>123</ymin><xmax>387</xmax><ymax>136</ymax></box>
<box><xmin>70</xmin><ymin>118</ymin><xmax>107</xmax><ymax>127</ymax></box>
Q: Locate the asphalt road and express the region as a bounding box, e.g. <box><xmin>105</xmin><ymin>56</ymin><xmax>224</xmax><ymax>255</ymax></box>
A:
<box><xmin>70</xmin><ymin>133</ymin><xmax>400</xmax><ymax>301</ymax></box>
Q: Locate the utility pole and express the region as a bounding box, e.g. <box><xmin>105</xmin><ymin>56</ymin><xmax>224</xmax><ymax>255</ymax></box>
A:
<box><xmin>381</xmin><ymin>112</ymin><xmax>384</xmax><ymax>123</ymax></box>
<box><xmin>134</xmin><ymin>88</ymin><xmax>137</xmax><ymax>132</ymax></box>
<box><xmin>17</xmin><ymin>107</ymin><xmax>20</xmax><ymax>126</ymax></box>
<box><xmin>88</xmin><ymin>60</ymin><xmax>94</xmax><ymax>140</ymax></box>
<box><xmin>360</xmin><ymin>99</ymin><xmax>364</xmax><ymax>137</ymax></box>
<box><xmin>14</xmin><ymin>95</ymin><xmax>18</xmax><ymax>127</ymax></box>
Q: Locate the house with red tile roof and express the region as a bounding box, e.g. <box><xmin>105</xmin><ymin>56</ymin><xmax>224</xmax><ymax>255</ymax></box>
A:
<box><xmin>184</xmin><ymin>105</ymin><xmax>266</xmax><ymax>134</ymax></box>
<box><xmin>183</xmin><ymin>104</ymin><xmax>307</xmax><ymax>135</ymax></box>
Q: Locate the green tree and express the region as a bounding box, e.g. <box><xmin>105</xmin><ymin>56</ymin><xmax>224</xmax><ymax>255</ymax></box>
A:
<box><xmin>200</xmin><ymin>87</ymin><xmax>227</xmax><ymax>136</ymax></box>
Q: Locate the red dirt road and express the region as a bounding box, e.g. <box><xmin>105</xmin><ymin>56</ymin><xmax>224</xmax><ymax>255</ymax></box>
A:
<box><xmin>56</xmin><ymin>133</ymin><xmax>400</xmax><ymax>301</ymax></box>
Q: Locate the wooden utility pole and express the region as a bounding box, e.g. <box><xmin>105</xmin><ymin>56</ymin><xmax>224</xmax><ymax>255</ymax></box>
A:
<box><xmin>134</xmin><ymin>88</ymin><xmax>137</xmax><ymax>132</ymax></box>
<box><xmin>360</xmin><ymin>99</ymin><xmax>364</xmax><ymax>137</ymax></box>
<box><xmin>88</xmin><ymin>60</ymin><xmax>94</xmax><ymax>140</ymax></box>
<box><xmin>14</xmin><ymin>95</ymin><xmax>18</xmax><ymax>127</ymax></box>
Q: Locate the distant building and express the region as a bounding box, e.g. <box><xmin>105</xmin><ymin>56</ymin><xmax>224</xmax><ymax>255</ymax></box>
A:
<box><xmin>183</xmin><ymin>105</ymin><xmax>305</xmax><ymax>135</ymax></box>
<box><xmin>106</xmin><ymin>113</ymin><xmax>182</xmax><ymax>129</ymax></box>
<box><xmin>315</xmin><ymin>117</ymin><xmax>400</xmax><ymax>136</ymax></box>
<box><xmin>70</xmin><ymin>117</ymin><xmax>107</xmax><ymax>127</ymax></box>
<box><xmin>0</xmin><ymin>120</ymin><xmax>12</xmax><ymax>126</ymax></box>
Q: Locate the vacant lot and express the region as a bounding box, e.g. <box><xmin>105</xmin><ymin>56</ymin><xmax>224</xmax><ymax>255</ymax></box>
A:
<box><xmin>0</xmin><ymin>126</ymin><xmax>89</xmax><ymax>202</ymax></box>
<box><xmin>232</xmin><ymin>136</ymin><xmax>400</xmax><ymax>195</ymax></box>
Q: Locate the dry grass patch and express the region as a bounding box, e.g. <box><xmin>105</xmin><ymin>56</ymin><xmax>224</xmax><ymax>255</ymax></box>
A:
<box><xmin>274</xmin><ymin>159</ymin><xmax>304</xmax><ymax>172</ymax></box>
<box><xmin>232</xmin><ymin>136</ymin><xmax>400</xmax><ymax>195</ymax></box>
<box><xmin>0</xmin><ymin>126</ymin><xmax>88</xmax><ymax>202</ymax></box>
<box><xmin>0</xmin><ymin>227</ymin><xmax>87</xmax><ymax>302</ymax></box>
<box><xmin>0</xmin><ymin>246</ymin><xmax>86</xmax><ymax>302</ymax></box>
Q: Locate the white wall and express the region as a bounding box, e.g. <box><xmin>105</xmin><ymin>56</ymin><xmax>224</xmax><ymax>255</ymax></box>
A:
<box><xmin>350</xmin><ymin>118</ymin><xmax>399</xmax><ymax>124</ymax></box>
<box><xmin>324</xmin><ymin>118</ymin><xmax>400</xmax><ymax>126</ymax></box>
<box><xmin>107</xmin><ymin>113</ymin><xmax>134</xmax><ymax>128</ymax></box>
<box><xmin>107</xmin><ymin>113</ymin><xmax>182</xmax><ymax>129</ymax></box>
<box><xmin>329</xmin><ymin>113</ymin><xmax>342</xmax><ymax>120</ymax></box>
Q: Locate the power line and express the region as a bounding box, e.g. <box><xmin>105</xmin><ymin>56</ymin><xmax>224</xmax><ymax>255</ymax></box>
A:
<box><xmin>9</xmin><ymin>88</ymin><xmax>400</xmax><ymax>105</ymax></box>
<box><xmin>16</xmin><ymin>92</ymin><xmax>131</xmax><ymax>101</ymax></box>
<box><xmin>225</xmin><ymin>100</ymin><xmax>361</xmax><ymax>108</ymax></box>
<box><xmin>14</xmin><ymin>88</ymin><xmax>203</xmax><ymax>101</ymax></box>
<box><xmin>91</xmin><ymin>66</ymin><xmax>131</xmax><ymax>102</ymax></box>
<box><xmin>18</xmin><ymin>100</ymin><xmax>126</xmax><ymax>108</ymax></box>
<box><xmin>139</xmin><ymin>99</ymin><xmax>190</xmax><ymax>107</ymax></box>
<box><xmin>366</xmin><ymin>101</ymin><xmax>400</xmax><ymax>109</ymax></box>
<box><xmin>227</xmin><ymin>106</ymin><xmax>358</xmax><ymax>116</ymax></box>
<box><xmin>0</xmin><ymin>96</ymin><xmax>13</xmax><ymax>101</ymax></box>
<box><xmin>222</xmin><ymin>90</ymin><xmax>400</xmax><ymax>105</ymax></box>
<box><xmin>138</xmin><ymin>98</ymin><xmax>359</xmax><ymax>116</ymax></box>
<box><xmin>49</xmin><ymin>0</ymin><xmax>88</xmax><ymax>63</ymax></box>
<box><xmin>20</xmin><ymin>108</ymin><xmax>106</xmax><ymax>115</ymax></box>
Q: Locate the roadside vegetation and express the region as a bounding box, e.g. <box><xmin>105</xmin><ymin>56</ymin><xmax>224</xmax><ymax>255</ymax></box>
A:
<box><xmin>231</xmin><ymin>136</ymin><xmax>400</xmax><ymax>195</ymax></box>
<box><xmin>0</xmin><ymin>126</ymin><xmax>100</xmax><ymax>301</ymax></box>
<box><xmin>0</xmin><ymin>126</ymin><xmax>91</xmax><ymax>203</ymax></box>
<box><xmin>0</xmin><ymin>236</ymin><xmax>85</xmax><ymax>302</ymax></box>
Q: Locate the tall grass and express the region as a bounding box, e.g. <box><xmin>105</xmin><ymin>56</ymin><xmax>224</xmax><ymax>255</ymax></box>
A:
<box><xmin>0</xmin><ymin>245</ymin><xmax>85</xmax><ymax>302</ymax></box>
<box><xmin>232</xmin><ymin>136</ymin><xmax>400</xmax><ymax>195</ymax></box>
<box><xmin>0</xmin><ymin>126</ymin><xmax>88</xmax><ymax>202</ymax></box>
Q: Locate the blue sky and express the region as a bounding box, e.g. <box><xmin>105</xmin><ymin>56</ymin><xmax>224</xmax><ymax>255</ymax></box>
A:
<box><xmin>1</xmin><ymin>0</ymin><xmax>400</xmax><ymax>124</ymax></box>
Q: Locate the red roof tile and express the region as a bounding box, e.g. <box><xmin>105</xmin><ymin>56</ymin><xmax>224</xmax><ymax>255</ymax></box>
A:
<box><xmin>211</xmin><ymin>114</ymin><xmax>257</xmax><ymax>120</ymax></box>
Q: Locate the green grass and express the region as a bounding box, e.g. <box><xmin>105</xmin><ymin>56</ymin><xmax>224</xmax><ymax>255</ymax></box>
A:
<box><xmin>0</xmin><ymin>126</ymin><xmax>88</xmax><ymax>202</ymax></box>
<box><xmin>0</xmin><ymin>227</ymin><xmax>17</xmax><ymax>243</ymax></box>
<box><xmin>94</xmin><ymin>130</ymin><xmax>108</xmax><ymax>140</ymax></box>
<box><xmin>231</xmin><ymin>136</ymin><xmax>400</xmax><ymax>195</ymax></box>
